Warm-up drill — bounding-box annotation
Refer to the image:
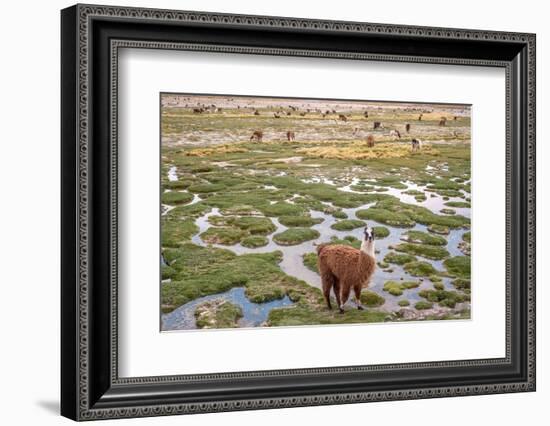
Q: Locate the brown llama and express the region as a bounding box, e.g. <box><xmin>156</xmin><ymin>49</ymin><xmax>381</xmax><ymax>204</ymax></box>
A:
<box><xmin>405</xmin><ymin>123</ymin><xmax>411</xmax><ymax>133</ymax></box>
<box><xmin>254</xmin><ymin>110</ymin><xmax>260</xmax><ymax>116</ymax></box>
<box><xmin>338</xmin><ymin>114</ymin><xmax>348</xmax><ymax>122</ymax></box>
<box><xmin>411</xmin><ymin>138</ymin><xmax>422</xmax><ymax>151</ymax></box>
<box><xmin>317</xmin><ymin>226</ymin><xmax>377</xmax><ymax>313</ymax></box>
<box><xmin>418</xmin><ymin>113</ymin><xmax>423</xmax><ymax>121</ymax></box>
<box><xmin>366</xmin><ymin>134</ymin><xmax>375</xmax><ymax>147</ymax></box>
<box><xmin>373</xmin><ymin>121</ymin><xmax>381</xmax><ymax>129</ymax></box>
<box><xmin>250</xmin><ymin>131</ymin><xmax>263</xmax><ymax>142</ymax></box>
<box><xmin>286</xmin><ymin>131</ymin><xmax>296</xmax><ymax>141</ymax></box>
<box><xmin>439</xmin><ymin>117</ymin><xmax>447</xmax><ymax>126</ymax></box>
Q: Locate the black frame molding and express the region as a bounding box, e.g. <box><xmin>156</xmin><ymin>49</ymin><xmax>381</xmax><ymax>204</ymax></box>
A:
<box><xmin>61</xmin><ymin>4</ymin><xmax>536</xmax><ymax>421</ymax></box>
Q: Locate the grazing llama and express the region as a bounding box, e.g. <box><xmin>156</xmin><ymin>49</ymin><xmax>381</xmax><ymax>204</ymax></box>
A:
<box><xmin>373</xmin><ymin>121</ymin><xmax>381</xmax><ymax>129</ymax></box>
<box><xmin>250</xmin><ymin>130</ymin><xmax>263</xmax><ymax>142</ymax></box>
<box><xmin>366</xmin><ymin>134</ymin><xmax>375</xmax><ymax>147</ymax></box>
<box><xmin>439</xmin><ymin>117</ymin><xmax>447</xmax><ymax>126</ymax></box>
<box><xmin>411</xmin><ymin>138</ymin><xmax>422</xmax><ymax>151</ymax></box>
<box><xmin>317</xmin><ymin>227</ymin><xmax>377</xmax><ymax>313</ymax></box>
<box><xmin>286</xmin><ymin>131</ymin><xmax>296</xmax><ymax>141</ymax></box>
<box><xmin>389</xmin><ymin>129</ymin><xmax>401</xmax><ymax>139</ymax></box>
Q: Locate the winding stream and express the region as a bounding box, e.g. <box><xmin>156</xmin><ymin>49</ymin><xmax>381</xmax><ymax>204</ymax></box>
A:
<box><xmin>162</xmin><ymin>287</ymin><xmax>293</xmax><ymax>330</ymax></box>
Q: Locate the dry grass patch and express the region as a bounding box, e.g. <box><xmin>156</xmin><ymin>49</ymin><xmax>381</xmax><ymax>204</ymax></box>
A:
<box><xmin>297</xmin><ymin>142</ymin><xmax>439</xmax><ymax>160</ymax></box>
<box><xmin>186</xmin><ymin>144</ymin><xmax>249</xmax><ymax>157</ymax></box>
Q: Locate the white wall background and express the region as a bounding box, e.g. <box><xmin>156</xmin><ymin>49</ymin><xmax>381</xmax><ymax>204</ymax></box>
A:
<box><xmin>0</xmin><ymin>0</ymin><xmax>546</xmax><ymax>424</ymax></box>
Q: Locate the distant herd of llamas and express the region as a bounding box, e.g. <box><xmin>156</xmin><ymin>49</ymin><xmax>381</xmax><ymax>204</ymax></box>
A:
<box><xmin>187</xmin><ymin>102</ymin><xmax>460</xmax><ymax>152</ymax></box>
<box><xmin>247</xmin><ymin>118</ymin><xmax>439</xmax><ymax>151</ymax></box>
<box><xmin>242</xmin><ymin>109</ymin><xmax>458</xmax><ymax>151</ymax></box>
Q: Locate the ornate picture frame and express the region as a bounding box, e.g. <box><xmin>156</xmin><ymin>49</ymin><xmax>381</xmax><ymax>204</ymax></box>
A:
<box><xmin>61</xmin><ymin>4</ymin><xmax>535</xmax><ymax>421</ymax></box>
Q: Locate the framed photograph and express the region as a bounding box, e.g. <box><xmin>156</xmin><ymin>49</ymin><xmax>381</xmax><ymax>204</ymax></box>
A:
<box><xmin>61</xmin><ymin>4</ymin><xmax>536</xmax><ymax>421</ymax></box>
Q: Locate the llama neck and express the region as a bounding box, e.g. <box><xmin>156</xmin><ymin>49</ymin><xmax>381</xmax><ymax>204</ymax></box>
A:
<box><xmin>361</xmin><ymin>240</ymin><xmax>375</xmax><ymax>258</ymax></box>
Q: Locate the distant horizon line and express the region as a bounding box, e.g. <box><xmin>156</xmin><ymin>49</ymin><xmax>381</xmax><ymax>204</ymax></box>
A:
<box><xmin>160</xmin><ymin>91</ymin><xmax>471</xmax><ymax>110</ymax></box>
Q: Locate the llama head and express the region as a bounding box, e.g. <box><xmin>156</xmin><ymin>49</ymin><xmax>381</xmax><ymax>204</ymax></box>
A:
<box><xmin>363</xmin><ymin>226</ymin><xmax>374</xmax><ymax>242</ymax></box>
<box><xmin>361</xmin><ymin>226</ymin><xmax>376</xmax><ymax>258</ymax></box>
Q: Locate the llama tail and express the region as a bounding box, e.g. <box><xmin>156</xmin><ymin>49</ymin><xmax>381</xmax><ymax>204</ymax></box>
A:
<box><xmin>316</xmin><ymin>243</ymin><xmax>329</xmax><ymax>255</ymax></box>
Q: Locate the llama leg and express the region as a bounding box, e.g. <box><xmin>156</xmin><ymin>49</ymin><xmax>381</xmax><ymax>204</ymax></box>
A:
<box><xmin>322</xmin><ymin>277</ymin><xmax>334</xmax><ymax>310</ymax></box>
<box><xmin>339</xmin><ymin>285</ymin><xmax>351</xmax><ymax>314</ymax></box>
<box><xmin>324</xmin><ymin>286</ymin><xmax>332</xmax><ymax>310</ymax></box>
<box><xmin>354</xmin><ymin>286</ymin><xmax>364</xmax><ymax>310</ymax></box>
<box><xmin>333</xmin><ymin>279</ymin><xmax>341</xmax><ymax>311</ymax></box>
<box><xmin>319</xmin><ymin>265</ymin><xmax>335</xmax><ymax>310</ymax></box>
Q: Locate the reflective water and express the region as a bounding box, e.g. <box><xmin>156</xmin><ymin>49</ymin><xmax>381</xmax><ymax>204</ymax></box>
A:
<box><xmin>162</xmin><ymin>287</ymin><xmax>293</xmax><ymax>331</ymax></box>
<box><xmin>167</xmin><ymin>166</ymin><xmax>178</xmax><ymax>181</ymax></box>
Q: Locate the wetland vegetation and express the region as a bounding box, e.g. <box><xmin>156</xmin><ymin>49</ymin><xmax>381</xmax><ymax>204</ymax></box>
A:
<box><xmin>160</xmin><ymin>94</ymin><xmax>472</xmax><ymax>331</ymax></box>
